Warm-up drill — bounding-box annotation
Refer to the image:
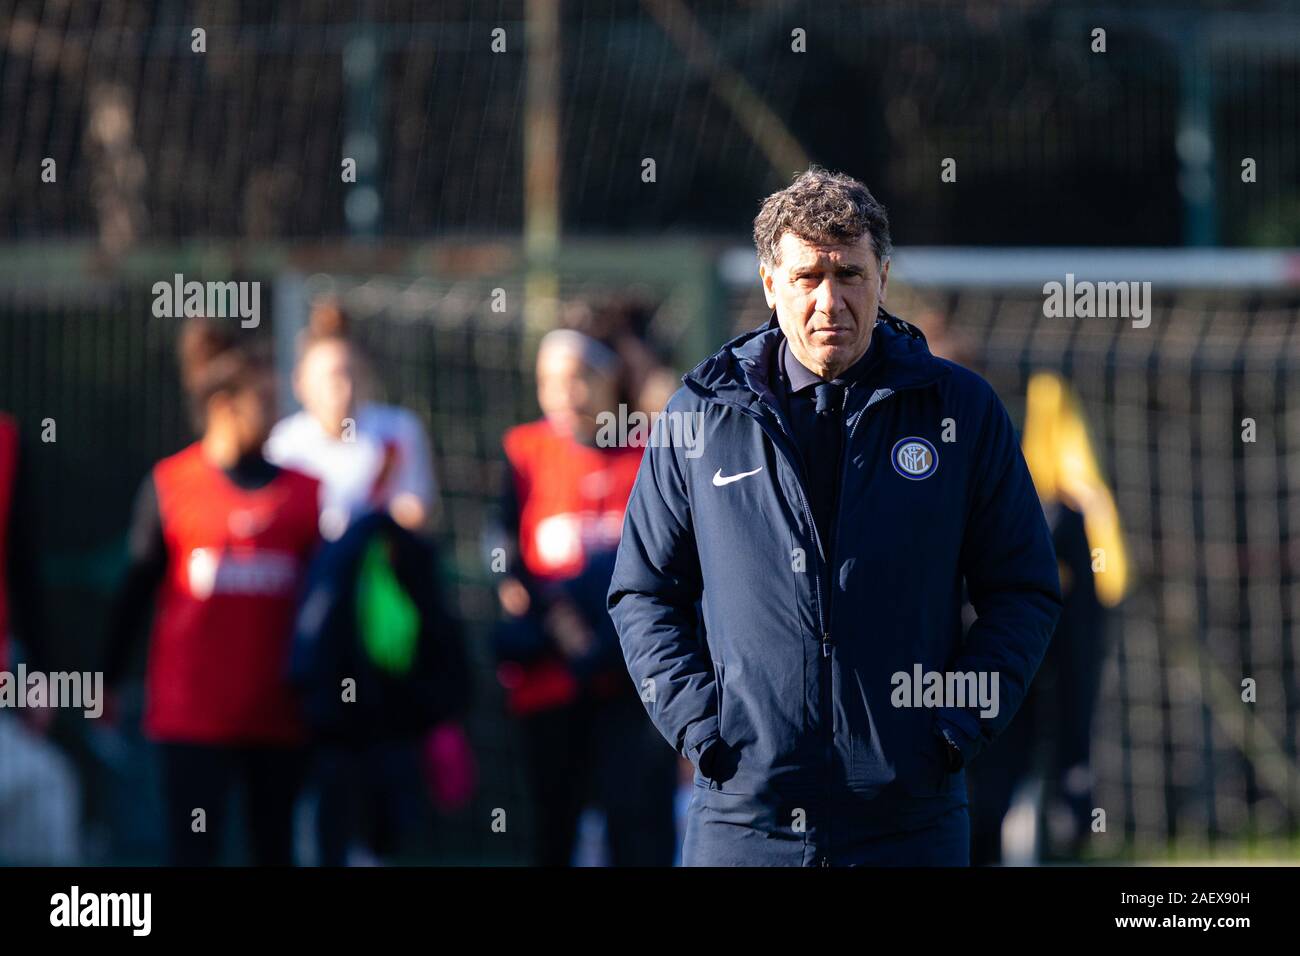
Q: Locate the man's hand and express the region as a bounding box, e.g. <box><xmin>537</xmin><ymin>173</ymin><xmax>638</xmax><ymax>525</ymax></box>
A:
<box><xmin>696</xmin><ymin>736</ymin><xmax>739</xmax><ymax>786</ymax></box>
<box><xmin>937</xmin><ymin>725</ymin><xmax>965</xmax><ymax>772</ymax></box>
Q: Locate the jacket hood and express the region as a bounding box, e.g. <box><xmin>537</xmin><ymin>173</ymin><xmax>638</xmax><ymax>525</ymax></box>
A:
<box><xmin>681</xmin><ymin>307</ymin><xmax>951</xmax><ymax>410</ymax></box>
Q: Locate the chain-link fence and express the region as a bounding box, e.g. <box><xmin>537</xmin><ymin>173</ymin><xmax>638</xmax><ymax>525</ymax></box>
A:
<box><xmin>4</xmin><ymin>0</ymin><xmax>1300</xmax><ymax>248</ymax></box>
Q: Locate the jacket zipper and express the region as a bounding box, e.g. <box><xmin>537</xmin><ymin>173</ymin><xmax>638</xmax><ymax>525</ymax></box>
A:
<box><xmin>735</xmin><ymin>402</ymin><xmax>828</xmax><ymax>633</ymax></box>
<box><xmin>818</xmin><ymin>383</ymin><xmax>913</xmax><ymax>865</ymax></box>
<box><xmin>819</xmin><ymin>384</ymin><xmax>849</xmax><ymax>866</ymax></box>
<box><xmin>736</xmin><ymin>396</ymin><xmax>838</xmax><ymax>864</ymax></box>
<box><xmin>727</xmin><ymin>380</ymin><xmax>922</xmax><ymax>867</ymax></box>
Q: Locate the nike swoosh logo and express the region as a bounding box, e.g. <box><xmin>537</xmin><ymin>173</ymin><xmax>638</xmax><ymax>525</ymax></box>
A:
<box><xmin>712</xmin><ymin>467</ymin><xmax>763</xmax><ymax>486</ymax></box>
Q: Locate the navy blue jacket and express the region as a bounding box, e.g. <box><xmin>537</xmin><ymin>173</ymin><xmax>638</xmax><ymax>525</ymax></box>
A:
<box><xmin>608</xmin><ymin>309</ymin><xmax>1062</xmax><ymax>865</ymax></box>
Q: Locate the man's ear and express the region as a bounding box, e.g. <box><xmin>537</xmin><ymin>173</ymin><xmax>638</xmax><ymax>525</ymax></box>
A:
<box><xmin>759</xmin><ymin>262</ymin><xmax>777</xmax><ymax>309</ymax></box>
<box><xmin>878</xmin><ymin>257</ymin><xmax>890</xmax><ymax>304</ymax></box>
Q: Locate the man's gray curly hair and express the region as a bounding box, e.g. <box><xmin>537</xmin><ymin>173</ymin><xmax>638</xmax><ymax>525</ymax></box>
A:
<box><xmin>753</xmin><ymin>166</ymin><xmax>892</xmax><ymax>268</ymax></box>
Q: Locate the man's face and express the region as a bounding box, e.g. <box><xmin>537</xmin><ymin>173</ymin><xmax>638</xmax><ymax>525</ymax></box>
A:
<box><xmin>760</xmin><ymin>231</ymin><xmax>889</xmax><ymax>380</ymax></box>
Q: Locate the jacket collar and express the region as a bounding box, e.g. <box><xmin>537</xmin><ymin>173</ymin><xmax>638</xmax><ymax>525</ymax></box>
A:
<box><xmin>780</xmin><ymin>335</ymin><xmax>878</xmax><ymax>393</ymax></box>
<box><xmin>682</xmin><ymin>307</ymin><xmax>951</xmax><ymax>413</ymax></box>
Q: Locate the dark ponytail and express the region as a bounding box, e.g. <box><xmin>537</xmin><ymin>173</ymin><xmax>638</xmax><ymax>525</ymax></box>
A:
<box><xmin>177</xmin><ymin>317</ymin><xmax>269</xmax><ymax>431</ymax></box>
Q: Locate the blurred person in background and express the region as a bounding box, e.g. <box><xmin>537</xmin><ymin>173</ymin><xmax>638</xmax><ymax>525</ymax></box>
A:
<box><xmin>0</xmin><ymin>412</ymin><xmax>80</xmax><ymax>864</ymax></box>
<box><xmin>912</xmin><ymin>310</ymin><xmax>1128</xmax><ymax>864</ymax></box>
<box><xmin>560</xmin><ymin>296</ymin><xmax>680</xmax><ymax>419</ymax></box>
<box><xmin>267</xmin><ymin>301</ymin><xmax>471</xmax><ymax>866</ymax></box>
<box><xmin>267</xmin><ymin>299</ymin><xmax>438</xmax><ymax>541</ymax></box>
<box><xmin>490</xmin><ymin>303</ymin><xmax>678</xmax><ymax>866</ymax></box>
<box><xmin>969</xmin><ymin>371</ymin><xmax>1128</xmax><ymax>864</ymax></box>
<box><xmin>104</xmin><ymin>318</ymin><xmax>321</xmax><ymax>866</ymax></box>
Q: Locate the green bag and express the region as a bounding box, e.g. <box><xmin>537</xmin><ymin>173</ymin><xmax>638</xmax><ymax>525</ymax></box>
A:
<box><xmin>355</xmin><ymin>536</ymin><xmax>421</xmax><ymax>675</ymax></box>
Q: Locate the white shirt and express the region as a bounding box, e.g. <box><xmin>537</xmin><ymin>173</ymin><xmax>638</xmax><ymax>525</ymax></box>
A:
<box><xmin>266</xmin><ymin>403</ymin><xmax>437</xmax><ymax>541</ymax></box>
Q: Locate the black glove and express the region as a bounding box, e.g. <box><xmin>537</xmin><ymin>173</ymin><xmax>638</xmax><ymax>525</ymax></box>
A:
<box><xmin>937</xmin><ymin>725</ymin><xmax>965</xmax><ymax>772</ymax></box>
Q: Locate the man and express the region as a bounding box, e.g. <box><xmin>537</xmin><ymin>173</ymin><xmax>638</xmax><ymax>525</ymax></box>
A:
<box><xmin>608</xmin><ymin>167</ymin><xmax>1062</xmax><ymax>866</ymax></box>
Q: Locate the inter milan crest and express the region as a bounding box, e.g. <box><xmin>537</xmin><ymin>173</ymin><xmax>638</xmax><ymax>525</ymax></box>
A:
<box><xmin>891</xmin><ymin>437</ymin><xmax>938</xmax><ymax>480</ymax></box>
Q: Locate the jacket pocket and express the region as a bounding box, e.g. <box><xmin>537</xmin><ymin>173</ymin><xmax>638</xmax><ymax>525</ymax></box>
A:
<box><xmin>698</xmin><ymin>660</ymin><xmax>752</xmax><ymax>793</ymax></box>
<box><xmin>844</xmin><ymin>665</ymin><xmax>952</xmax><ymax>797</ymax></box>
<box><xmin>844</xmin><ymin>668</ymin><xmax>889</xmax><ymax>793</ymax></box>
<box><xmin>896</xmin><ymin>722</ymin><xmax>954</xmax><ymax>797</ymax></box>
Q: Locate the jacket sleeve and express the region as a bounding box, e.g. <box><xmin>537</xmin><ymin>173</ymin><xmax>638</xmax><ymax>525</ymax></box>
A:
<box><xmin>940</xmin><ymin>387</ymin><xmax>1063</xmax><ymax>765</ymax></box>
<box><xmin>607</xmin><ymin>422</ymin><xmax>716</xmax><ymax>768</ymax></box>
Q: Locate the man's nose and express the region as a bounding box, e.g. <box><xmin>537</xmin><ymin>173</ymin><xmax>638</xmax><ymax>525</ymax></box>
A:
<box><xmin>814</xmin><ymin>277</ymin><xmax>842</xmax><ymax>316</ymax></box>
